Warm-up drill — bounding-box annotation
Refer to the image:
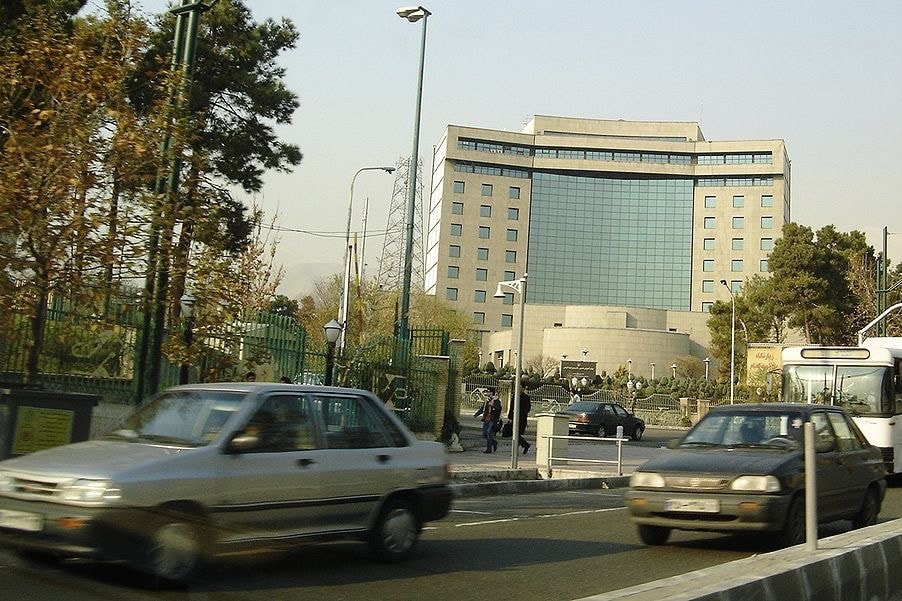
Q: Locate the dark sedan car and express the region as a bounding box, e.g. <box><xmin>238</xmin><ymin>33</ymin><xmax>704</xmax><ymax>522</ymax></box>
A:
<box><xmin>625</xmin><ymin>403</ymin><xmax>886</xmax><ymax>547</ymax></box>
<box><xmin>561</xmin><ymin>401</ymin><xmax>646</xmax><ymax>440</ymax></box>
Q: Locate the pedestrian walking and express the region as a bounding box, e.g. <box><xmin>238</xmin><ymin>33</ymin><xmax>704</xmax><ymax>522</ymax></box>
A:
<box><xmin>474</xmin><ymin>387</ymin><xmax>502</xmax><ymax>453</ymax></box>
<box><xmin>508</xmin><ymin>386</ymin><xmax>532</xmax><ymax>455</ymax></box>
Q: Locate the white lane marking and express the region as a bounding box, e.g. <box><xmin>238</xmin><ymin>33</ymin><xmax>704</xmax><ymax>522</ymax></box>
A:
<box><xmin>455</xmin><ymin>506</ymin><xmax>624</xmax><ymax>527</ymax></box>
<box><xmin>451</xmin><ymin>509</ymin><xmax>494</xmax><ymax>515</ymax></box>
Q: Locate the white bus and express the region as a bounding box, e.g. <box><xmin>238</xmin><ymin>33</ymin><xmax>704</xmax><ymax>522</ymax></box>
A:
<box><xmin>781</xmin><ymin>338</ymin><xmax>902</xmax><ymax>473</ymax></box>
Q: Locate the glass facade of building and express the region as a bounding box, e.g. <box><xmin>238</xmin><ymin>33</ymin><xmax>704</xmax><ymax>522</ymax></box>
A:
<box><xmin>528</xmin><ymin>173</ymin><xmax>693</xmax><ymax>309</ymax></box>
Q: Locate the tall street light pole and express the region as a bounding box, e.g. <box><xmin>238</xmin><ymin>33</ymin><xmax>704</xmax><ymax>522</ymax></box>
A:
<box><xmin>721</xmin><ymin>279</ymin><xmax>736</xmax><ymax>404</ymax></box>
<box><xmin>339</xmin><ymin>166</ymin><xmax>395</xmax><ymax>355</ymax></box>
<box><xmin>495</xmin><ymin>274</ymin><xmax>527</xmax><ymax>469</ymax></box>
<box><xmin>396</xmin><ymin>5</ymin><xmax>430</xmax><ymax>344</ymax></box>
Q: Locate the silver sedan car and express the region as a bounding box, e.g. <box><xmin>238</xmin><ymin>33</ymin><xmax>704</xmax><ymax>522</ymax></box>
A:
<box><xmin>0</xmin><ymin>383</ymin><xmax>453</xmax><ymax>583</ymax></box>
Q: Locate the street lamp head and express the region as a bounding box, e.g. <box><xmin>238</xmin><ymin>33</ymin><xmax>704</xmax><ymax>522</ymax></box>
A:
<box><xmin>382</xmin><ymin>166</ymin><xmax>396</xmax><ymax>174</ymax></box>
<box><xmin>179</xmin><ymin>293</ymin><xmax>196</xmax><ymax>319</ymax></box>
<box><xmin>396</xmin><ymin>5</ymin><xmax>430</xmax><ymax>21</ymax></box>
<box><xmin>720</xmin><ymin>279</ymin><xmax>728</xmax><ymax>286</ymax></box>
<box><xmin>323</xmin><ymin>319</ymin><xmax>342</xmax><ymax>344</ymax></box>
<box><xmin>493</xmin><ymin>283</ymin><xmax>506</xmax><ymax>298</ymax></box>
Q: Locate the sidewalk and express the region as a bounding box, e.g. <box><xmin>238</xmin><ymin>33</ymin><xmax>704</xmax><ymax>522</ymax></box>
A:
<box><xmin>446</xmin><ymin>413</ymin><xmax>658</xmax><ymax>497</ymax></box>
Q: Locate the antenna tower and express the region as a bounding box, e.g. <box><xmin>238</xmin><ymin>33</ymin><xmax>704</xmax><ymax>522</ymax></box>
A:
<box><xmin>376</xmin><ymin>157</ymin><xmax>424</xmax><ymax>292</ymax></box>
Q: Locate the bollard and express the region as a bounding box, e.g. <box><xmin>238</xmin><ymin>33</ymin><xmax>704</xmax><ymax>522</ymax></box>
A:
<box><xmin>616</xmin><ymin>425</ymin><xmax>624</xmax><ymax>439</ymax></box>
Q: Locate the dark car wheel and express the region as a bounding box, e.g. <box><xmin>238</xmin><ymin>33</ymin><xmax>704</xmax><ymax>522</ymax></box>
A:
<box><xmin>631</xmin><ymin>425</ymin><xmax>644</xmax><ymax>441</ymax></box>
<box><xmin>637</xmin><ymin>524</ymin><xmax>670</xmax><ymax>545</ymax></box>
<box><xmin>852</xmin><ymin>487</ymin><xmax>880</xmax><ymax>529</ymax></box>
<box><xmin>369</xmin><ymin>499</ymin><xmax>420</xmax><ymax>562</ymax></box>
<box><xmin>142</xmin><ymin>514</ymin><xmax>204</xmax><ymax>585</ymax></box>
<box><xmin>598</xmin><ymin>425</ymin><xmax>608</xmax><ymax>438</ymax></box>
<box><xmin>776</xmin><ymin>496</ymin><xmax>805</xmax><ymax>548</ymax></box>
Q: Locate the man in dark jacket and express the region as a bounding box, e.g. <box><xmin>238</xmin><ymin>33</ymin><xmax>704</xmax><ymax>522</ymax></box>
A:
<box><xmin>508</xmin><ymin>388</ymin><xmax>531</xmax><ymax>455</ymax></box>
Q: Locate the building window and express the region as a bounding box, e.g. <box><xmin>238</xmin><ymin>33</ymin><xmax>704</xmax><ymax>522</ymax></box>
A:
<box><xmin>449</xmin><ymin>244</ymin><xmax>460</xmax><ymax>258</ymax></box>
<box><xmin>703</xmin><ymin>238</ymin><xmax>715</xmax><ymax>250</ymax></box>
<box><xmin>731</xmin><ymin>259</ymin><xmax>744</xmax><ymax>272</ymax></box>
<box><xmin>731</xmin><ymin>280</ymin><xmax>742</xmax><ymax>293</ymax></box>
<box><xmin>450</xmin><ymin>223</ymin><xmax>462</xmax><ymax>236</ymax></box>
<box><xmin>504</xmin><ymin>270</ymin><xmax>516</xmax><ymax>280</ymax></box>
<box><xmin>481</xmin><ymin>183</ymin><xmax>493</xmax><ymax>196</ymax></box>
<box><xmin>447</xmin><ymin>266</ymin><xmax>459</xmax><ymax>279</ymax></box>
<box><xmin>760</xmin><ymin>238</ymin><xmax>774</xmax><ymax>251</ymax></box>
<box><xmin>761</xmin><ymin>194</ymin><xmax>773</xmax><ymax>208</ymax></box>
<box><xmin>701</xmin><ymin>302</ymin><xmax>713</xmax><ymax>312</ymax></box>
<box><xmin>505</xmin><ymin>250</ymin><xmax>517</xmax><ymax>263</ymax></box>
<box><xmin>760</xmin><ymin>259</ymin><xmax>769</xmax><ymax>272</ymax></box>
<box><xmin>474</xmin><ymin>290</ymin><xmax>487</xmax><ymax>303</ymax></box>
<box><xmin>506</xmin><ymin>228</ymin><xmax>518</xmax><ymax>242</ymax></box>
<box><xmin>704</xmin><ymin>216</ymin><xmax>716</xmax><ymax>229</ymax></box>
<box><xmin>761</xmin><ymin>216</ymin><xmax>774</xmax><ymax>229</ymax></box>
<box><xmin>704</xmin><ymin>196</ymin><xmax>716</xmax><ymax>208</ymax></box>
<box><xmin>509</xmin><ymin>186</ymin><xmax>520</xmax><ymax>199</ymax></box>
<box><xmin>502</xmin><ymin>292</ymin><xmax>514</xmax><ymax>305</ymax></box>
<box><xmin>446</xmin><ymin>288</ymin><xmax>458</xmax><ymax>301</ymax></box>
<box><xmin>478</xmin><ymin>226</ymin><xmax>490</xmax><ymax>239</ymax></box>
<box><xmin>732</xmin><ymin>216</ymin><xmax>745</xmax><ymax>229</ymax></box>
<box><xmin>703</xmin><ymin>259</ymin><xmax>714</xmax><ymax>272</ymax></box>
<box><xmin>451</xmin><ymin>202</ymin><xmax>463</xmax><ymax>215</ymax></box>
<box><xmin>732</xmin><ymin>238</ymin><xmax>744</xmax><ymax>251</ymax></box>
<box><xmin>501</xmin><ymin>314</ymin><xmax>513</xmax><ymax>327</ymax></box>
<box><xmin>453</xmin><ymin>180</ymin><xmax>465</xmax><ymax>193</ymax></box>
<box><xmin>477</xmin><ymin>247</ymin><xmax>489</xmax><ymax>260</ymax></box>
<box><xmin>480</xmin><ymin>204</ymin><xmax>492</xmax><ymax>218</ymax></box>
<box><xmin>507</xmin><ymin>207</ymin><xmax>520</xmax><ymax>220</ymax></box>
<box><xmin>732</xmin><ymin>195</ymin><xmax>745</xmax><ymax>208</ymax></box>
<box><xmin>473</xmin><ymin>312</ymin><xmax>485</xmax><ymax>325</ymax></box>
<box><xmin>475</xmin><ymin>268</ymin><xmax>487</xmax><ymax>281</ymax></box>
<box><xmin>702</xmin><ymin>280</ymin><xmax>714</xmax><ymax>293</ymax></box>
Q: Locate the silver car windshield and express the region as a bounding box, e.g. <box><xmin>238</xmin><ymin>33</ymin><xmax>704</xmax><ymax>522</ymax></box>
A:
<box><xmin>107</xmin><ymin>390</ymin><xmax>245</xmax><ymax>447</ymax></box>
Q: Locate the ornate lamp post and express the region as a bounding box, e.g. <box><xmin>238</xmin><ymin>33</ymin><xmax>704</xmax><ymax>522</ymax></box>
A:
<box><xmin>671</xmin><ymin>363</ymin><xmax>678</xmax><ymax>379</ymax></box>
<box><xmin>323</xmin><ymin>319</ymin><xmax>342</xmax><ymax>386</ymax></box>
<box><xmin>178</xmin><ymin>293</ymin><xmax>196</xmax><ymax>385</ymax></box>
<box><xmin>649</xmin><ymin>362</ymin><xmax>655</xmax><ymax>380</ymax></box>
<box><xmin>704</xmin><ymin>357</ymin><xmax>711</xmax><ymax>381</ymax></box>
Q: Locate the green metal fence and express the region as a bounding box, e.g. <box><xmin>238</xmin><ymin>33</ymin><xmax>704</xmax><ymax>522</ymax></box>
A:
<box><xmin>0</xmin><ymin>302</ymin><xmax>448</xmax><ymax>434</ymax></box>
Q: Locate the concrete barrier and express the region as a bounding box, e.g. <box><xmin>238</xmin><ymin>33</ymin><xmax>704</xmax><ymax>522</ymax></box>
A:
<box><xmin>574</xmin><ymin>519</ymin><xmax>902</xmax><ymax>601</ymax></box>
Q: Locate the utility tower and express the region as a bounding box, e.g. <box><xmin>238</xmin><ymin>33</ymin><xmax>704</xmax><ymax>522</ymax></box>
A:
<box><xmin>377</xmin><ymin>157</ymin><xmax>425</xmax><ymax>292</ymax></box>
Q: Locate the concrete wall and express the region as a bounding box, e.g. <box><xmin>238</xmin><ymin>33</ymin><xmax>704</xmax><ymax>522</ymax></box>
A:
<box><xmin>575</xmin><ymin>520</ymin><xmax>902</xmax><ymax>601</ymax></box>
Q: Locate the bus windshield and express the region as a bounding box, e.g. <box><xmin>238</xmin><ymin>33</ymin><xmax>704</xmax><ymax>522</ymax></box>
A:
<box><xmin>782</xmin><ymin>364</ymin><xmax>891</xmax><ymax>414</ymax></box>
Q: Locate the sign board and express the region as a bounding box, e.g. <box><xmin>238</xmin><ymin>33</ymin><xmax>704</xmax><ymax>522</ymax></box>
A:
<box><xmin>561</xmin><ymin>360</ymin><xmax>596</xmax><ymax>381</ymax></box>
<box><xmin>12</xmin><ymin>406</ymin><xmax>75</xmax><ymax>455</ymax></box>
<box><xmin>746</xmin><ymin>343</ymin><xmax>783</xmax><ymax>387</ymax></box>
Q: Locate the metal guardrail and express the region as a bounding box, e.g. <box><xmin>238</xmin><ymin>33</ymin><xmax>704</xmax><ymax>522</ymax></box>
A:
<box><xmin>541</xmin><ymin>427</ymin><xmax>629</xmax><ymax>476</ymax></box>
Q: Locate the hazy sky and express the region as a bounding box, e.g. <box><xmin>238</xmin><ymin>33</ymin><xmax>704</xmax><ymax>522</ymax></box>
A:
<box><xmin>127</xmin><ymin>0</ymin><xmax>902</xmax><ymax>297</ymax></box>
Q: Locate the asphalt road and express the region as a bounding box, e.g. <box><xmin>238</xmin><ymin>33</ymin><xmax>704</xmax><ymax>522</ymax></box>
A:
<box><xmin>3</xmin><ymin>483</ymin><xmax>901</xmax><ymax>601</ymax></box>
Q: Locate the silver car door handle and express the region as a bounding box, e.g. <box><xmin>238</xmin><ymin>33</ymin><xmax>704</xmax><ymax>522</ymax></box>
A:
<box><xmin>296</xmin><ymin>458</ymin><xmax>315</xmax><ymax>468</ymax></box>
<box><xmin>377</xmin><ymin>454</ymin><xmax>391</xmax><ymax>463</ymax></box>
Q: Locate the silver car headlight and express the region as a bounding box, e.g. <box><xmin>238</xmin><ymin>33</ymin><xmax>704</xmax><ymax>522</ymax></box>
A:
<box><xmin>57</xmin><ymin>479</ymin><xmax>121</xmax><ymax>503</ymax></box>
<box><xmin>730</xmin><ymin>475</ymin><xmax>781</xmax><ymax>493</ymax></box>
<box><xmin>630</xmin><ymin>472</ymin><xmax>665</xmax><ymax>488</ymax></box>
<box><xmin>0</xmin><ymin>471</ymin><xmax>13</xmax><ymax>493</ymax></box>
